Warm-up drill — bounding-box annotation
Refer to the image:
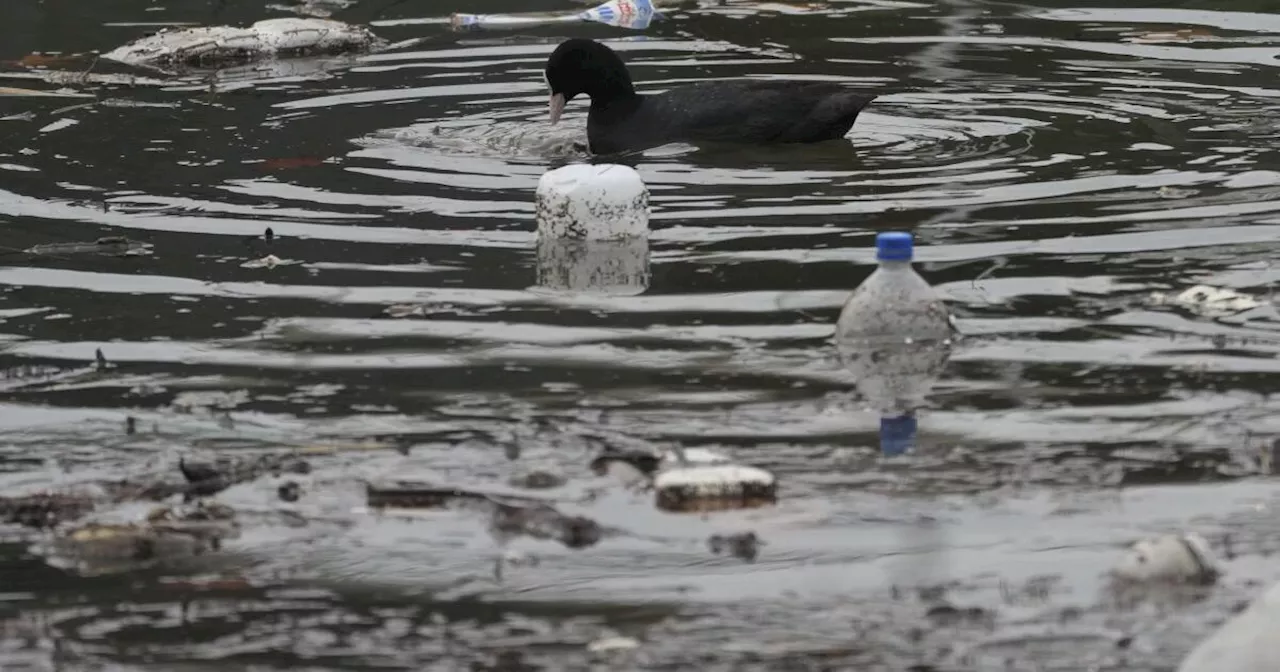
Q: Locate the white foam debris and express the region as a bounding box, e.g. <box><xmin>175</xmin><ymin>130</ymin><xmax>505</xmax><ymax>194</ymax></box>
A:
<box><xmin>586</xmin><ymin>635</ymin><xmax>640</xmax><ymax>653</ymax></box>
<box><xmin>100</xmin><ymin>18</ymin><xmax>385</xmax><ymax>69</ymax></box>
<box><xmin>1112</xmin><ymin>533</ymin><xmax>1218</xmax><ymax>584</ymax></box>
<box><xmin>653</xmin><ymin>463</ymin><xmax>777</xmax><ymax>513</ymax></box>
<box><xmin>535</xmin><ymin>164</ymin><xmax>649</xmax><ymax>241</ymax></box>
<box><xmin>1149</xmin><ymin>284</ymin><xmax>1264</xmax><ymax>318</ymax></box>
<box><xmin>1177</xmin><ymin>581</ymin><xmax>1280</xmax><ymax>672</ymax></box>
<box><xmin>655</xmin><ymin>465</ymin><xmax>774</xmax><ymax>492</ymax></box>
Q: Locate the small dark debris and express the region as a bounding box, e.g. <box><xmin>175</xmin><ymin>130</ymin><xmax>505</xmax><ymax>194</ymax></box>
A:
<box><xmin>95</xmin><ymin>348</ymin><xmax>107</xmax><ymax>372</ymax></box>
<box><xmin>366</xmin><ymin>483</ymin><xmax>491</xmax><ymax>509</ymax></box>
<box><xmin>179</xmin><ymin>454</ymin><xmax>311</xmax><ymax>500</ymax></box>
<box><xmin>0</xmin><ymin>493</ymin><xmax>98</xmax><ymax>529</ymax></box>
<box><xmin>589</xmin><ymin>449</ymin><xmax>660</xmax><ymax>477</ymax></box>
<box><xmin>509</xmin><ymin>470</ymin><xmax>566</xmax><ymax>490</ymax></box>
<box><xmin>269</xmin><ymin>457</ymin><xmax>311</xmax><ymax>477</ymax></box>
<box><xmin>125</xmin><ymin>415</ymin><xmax>137</xmax><ymax>435</ymax></box>
<box><xmin>708</xmin><ymin>531</ymin><xmax>761</xmax><ymax>561</ymax></box>
<box><xmin>924</xmin><ymin>603</ymin><xmax>992</xmax><ymax>627</ymax></box>
<box><xmin>489</xmin><ymin>502</ymin><xmax>603</xmax><ymax>550</ymax></box>
<box><xmin>277</xmin><ymin>481</ymin><xmax>301</xmax><ymax>502</ymax></box>
<box><xmin>471</xmin><ymin>649</ymin><xmax>539</xmax><ymax>672</ymax></box>
<box><xmin>132</xmin><ymin>537</ymin><xmax>157</xmax><ymax>561</ymax></box>
<box><xmin>179</xmin><ymin>457</ymin><xmax>223</xmax><ymax>484</ymax></box>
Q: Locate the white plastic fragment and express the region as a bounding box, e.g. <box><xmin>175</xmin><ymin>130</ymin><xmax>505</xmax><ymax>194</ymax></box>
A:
<box><xmin>1149</xmin><ymin>285</ymin><xmax>1263</xmax><ymax>318</ymax></box>
<box><xmin>37</xmin><ymin>118</ymin><xmax>79</xmax><ymax>134</ymax></box>
<box><xmin>1177</xmin><ymin>581</ymin><xmax>1280</xmax><ymax>672</ymax></box>
<box><xmin>533</xmin><ymin>237</ymin><xmax>650</xmax><ymax>297</ymax></box>
<box><xmin>653</xmin><ymin>464</ymin><xmax>777</xmax><ymax>513</ymax></box>
<box><xmin>587</xmin><ymin>635</ymin><xmax>641</xmax><ymax>653</ymax></box>
<box><xmin>100</xmin><ymin>18</ymin><xmax>385</xmax><ymax>69</ymax></box>
<box><xmin>1111</xmin><ymin>533</ymin><xmax>1218</xmax><ymax>584</ymax></box>
<box><xmin>535</xmin><ymin>164</ymin><xmax>649</xmax><ymax>241</ymax></box>
<box><xmin>241</xmin><ymin>254</ymin><xmax>301</xmax><ymax>269</ymax></box>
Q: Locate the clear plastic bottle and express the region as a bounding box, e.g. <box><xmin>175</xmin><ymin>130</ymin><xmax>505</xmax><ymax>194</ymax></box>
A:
<box><xmin>834</xmin><ymin>231</ymin><xmax>954</xmax><ymax>452</ymax></box>
<box><xmin>834</xmin><ymin>231</ymin><xmax>952</xmax><ymax>345</ymax></box>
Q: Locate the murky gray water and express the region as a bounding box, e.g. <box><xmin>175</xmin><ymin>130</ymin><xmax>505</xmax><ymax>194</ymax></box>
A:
<box><xmin>2</xmin><ymin>0</ymin><xmax>1280</xmax><ymax>669</ymax></box>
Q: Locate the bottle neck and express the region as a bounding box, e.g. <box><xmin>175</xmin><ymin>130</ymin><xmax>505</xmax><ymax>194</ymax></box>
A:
<box><xmin>877</xmin><ymin>258</ymin><xmax>911</xmax><ymax>269</ymax></box>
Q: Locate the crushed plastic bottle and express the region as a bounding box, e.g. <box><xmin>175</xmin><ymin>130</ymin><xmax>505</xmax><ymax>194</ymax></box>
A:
<box><xmin>834</xmin><ymin>231</ymin><xmax>952</xmax><ymax>346</ymax></box>
<box><xmin>834</xmin><ymin>232</ymin><xmax>954</xmax><ymax>455</ymax></box>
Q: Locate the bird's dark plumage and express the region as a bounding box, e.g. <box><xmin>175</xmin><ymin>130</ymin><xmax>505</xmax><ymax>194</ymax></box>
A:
<box><xmin>543</xmin><ymin>38</ymin><xmax>877</xmax><ymax>155</ymax></box>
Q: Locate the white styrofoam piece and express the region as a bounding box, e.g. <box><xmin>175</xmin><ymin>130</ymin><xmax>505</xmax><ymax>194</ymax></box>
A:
<box><xmin>1149</xmin><ymin>284</ymin><xmax>1264</xmax><ymax>318</ymax></box>
<box><xmin>535</xmin><ymin>163</ymin><xmax>649</xmax><ymax>241</ymax></box>
<box><xmin>1112</xmin><ymin>533</ymin><xmax>1218</xmax><ymax>583</ymax></box>
<box><xmin>654</xmin><ymin>465</ymin><xmax>775</xmax><ymax>497</ymax></box>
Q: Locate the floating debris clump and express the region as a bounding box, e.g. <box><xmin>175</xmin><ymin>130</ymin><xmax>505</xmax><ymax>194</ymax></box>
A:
<box><xmin>1112</xmin><ymin>533</ymin><xmax>1219</xmax><ymax>585</ymax></box>
<box><xmin>100</xmin><ymin>18</ymin><xmax>386</xmax><ymax>71</ymax></box>
<box><xmin>652</xmin><ymin>447</ymin><xmax>778</xmax><ymax>513</ymax></box>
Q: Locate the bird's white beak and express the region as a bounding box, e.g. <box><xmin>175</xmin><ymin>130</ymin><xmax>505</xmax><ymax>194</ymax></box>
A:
<box><xmin>549</xmin><ymin>92</ymin><xmax>566</xmax><ymax>125</ymax></box>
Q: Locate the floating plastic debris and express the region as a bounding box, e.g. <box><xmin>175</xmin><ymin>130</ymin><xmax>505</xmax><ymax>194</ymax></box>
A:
<box><xmin>364</xmin><ymin>482</ymin><xmax>518</xmax><ymax>509</ymax></box>
<box><xmin>99</xmin><ymin>18</ymin><xmax>386</xmax><ymax>70</ymax></box>
<box><xmin>532</xmin><ymin>163</ymin><xmax>651</xmax><ymax>296</ymax></box>
<box><xmin>535</xmin><ymin>163</ymin><xmax>650</xmax><ymax>241</ymax></box>
<box><xmin>586</xmin><ymin>636</ymin><xmax>641</xmax><ymax>653</ymax></box>
<box><xmin>452</xmin><ymin>0</ymin><xmax>659</xmax><ymax>32</ymax></box>
<box><xmin>878</xmin><ymin>413</ymin><xmax>919</xmax><ymax>457</ymax></box>
<box><xmin>653</xmin><ymin>465</ymin><xmax>777</xmax><ymax>512</ymax></box>
<box><xmin>708</xmin><ymin>531</ymin><xmax>762</xmax><ymax>560</ymax></box>
<box><xmin>241</xmin><ymin>254</ymin><xmax>300</xmax><ymax>269</ymax></box>
<box><xmin>834</xmin><ymin>232</ymin><xmax>953</xmax><ymax>452</ymax></box>
<box><xmin>35</xmin><ymin>502</ymin><xmax>240</xmax><ymax>577</ymax></box>
<box><xmin>23</xmin><ymin>236</ymin><xmax>152</xmax><ymax>257</ymax></box>
<box><xmin>178</xmin><ymin>454</ymin><xmax>312</xmax><ymax>499</ymax></box>
<box><xmin>1148</xmin><ymin>284</ymin><xmax>1264</xmax><ymax>318</ymax></box>
<box><xmin>834</xmin><ymin>231</ymin><xmax>954</xmax><ymax>346</ymax></box>
<box><xmin>362</xmin><ymin>482</ymin><xmax>605</xmax><ymax>549</ymax></box>
<box><xmin>1111</xmin><ymin>533</ymin><xmax>1218</xmax><ymax>584</ymax></box>
<box><xmin>653</xmin><ymin>446</ymin><xmax>777</xmax><ymax>513</ymax></box>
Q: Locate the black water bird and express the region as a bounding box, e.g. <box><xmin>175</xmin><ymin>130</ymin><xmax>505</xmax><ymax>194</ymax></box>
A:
<box><xmin>544</xmin><ymin>38</ymin><xmax>877</xmax><ymax>154</ymax></box>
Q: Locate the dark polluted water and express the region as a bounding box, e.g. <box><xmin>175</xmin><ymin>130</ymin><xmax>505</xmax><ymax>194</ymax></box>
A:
<box><xmin>2</xmin><ymin>0</ymin><xmax>1280</xmax><ymax>669</ymax></box>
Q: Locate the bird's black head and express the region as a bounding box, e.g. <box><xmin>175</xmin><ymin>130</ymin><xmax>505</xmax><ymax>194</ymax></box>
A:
<box><xmin>544</xmin><ymin>38</ymin><xmax>636</xmax><ymax>124</ymax></box>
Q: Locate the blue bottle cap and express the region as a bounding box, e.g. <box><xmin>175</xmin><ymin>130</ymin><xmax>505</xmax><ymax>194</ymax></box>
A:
<box><xmin>879</xmin><ymin>414</ymin><xmax>917</xmax><ymax>456</ymax></box>
<box><xmin>876</xmin><ymin>231</ymin><xmax>914</xmax><ymax>262</ymax></box>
